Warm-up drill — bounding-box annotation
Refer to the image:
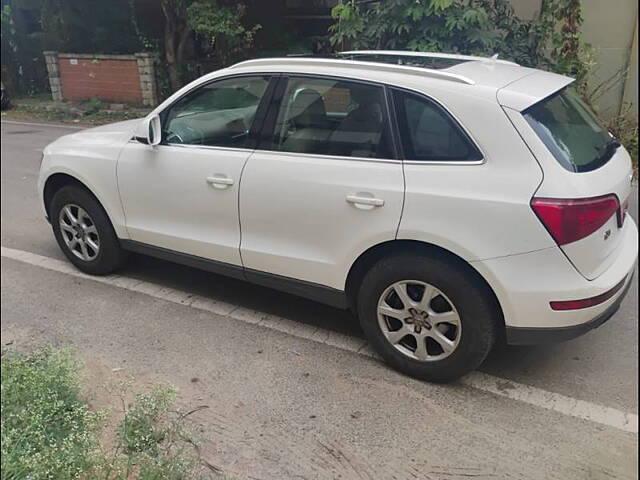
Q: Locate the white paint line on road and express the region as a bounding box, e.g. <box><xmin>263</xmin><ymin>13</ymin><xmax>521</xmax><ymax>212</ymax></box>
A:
<box><xmin>1</xmin><ymin>120</ymin><xmax>86</xmax><ymax>130</ymax></box>
<box><xmin>2</xmin><ymin>245</ymin><xmax>638</xmax><ymax>434</ymax></box>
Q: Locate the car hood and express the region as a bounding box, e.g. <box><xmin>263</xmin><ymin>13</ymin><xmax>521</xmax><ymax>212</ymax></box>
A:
<box><xmin>44</xmin><ymin>118</ymin><xmax>143</xmax><ymax>155</ymax></box>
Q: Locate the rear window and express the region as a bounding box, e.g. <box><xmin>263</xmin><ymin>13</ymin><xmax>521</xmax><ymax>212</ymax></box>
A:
<box><xmin>524</xmin><ymin>88</ymin><xmax>615</xmax><ymax>172</ymax></box>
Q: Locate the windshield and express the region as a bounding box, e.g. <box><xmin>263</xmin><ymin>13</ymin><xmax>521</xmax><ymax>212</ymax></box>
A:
<box><xmin>524</xmin><ymin>88</ymin><xmax>615</xmax><ymax>172</ymax></box>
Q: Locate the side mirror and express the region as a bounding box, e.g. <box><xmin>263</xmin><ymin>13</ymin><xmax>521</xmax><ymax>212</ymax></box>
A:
<box><xmin>136</xmin><ymin>114</ymin><xmax>161</xmax><ymax>146</ymax></box>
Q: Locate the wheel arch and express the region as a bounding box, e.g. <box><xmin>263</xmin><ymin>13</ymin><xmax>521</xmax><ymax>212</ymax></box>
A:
<box><xmin>43</xmin><ymin>173</ymin><xmax>97</xmax><ymax>218</ymax></box>
<box><xmin>42</xmin><ymin>172</ymin><xmax>127</xmax><ymax>241</ymax></box>
<box><xmin>344</xmin><ymin>239</ymin><xmax>506</xmax><ymax>336</ymax></box>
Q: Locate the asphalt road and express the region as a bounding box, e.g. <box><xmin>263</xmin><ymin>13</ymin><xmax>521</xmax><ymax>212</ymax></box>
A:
<box><xmin>1</xmin><ymin>120</ymin><xmax>638</xmax><ymax>480</ymax></box>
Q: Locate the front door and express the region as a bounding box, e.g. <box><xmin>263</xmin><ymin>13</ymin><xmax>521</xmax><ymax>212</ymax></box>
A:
<box><xmin>239</xmin><ymin>76</ymin><xmax>405</xmax><ymax>290</ymax></box>
<box><xmin>117</xmin><ymin>75</ymin><xmax>273</xmax><ymax>265</ymax></box>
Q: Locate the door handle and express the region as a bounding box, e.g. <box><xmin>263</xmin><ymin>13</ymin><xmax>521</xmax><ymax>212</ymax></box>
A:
<box><xmin>346</xmin><ymin>194</ymin><xmax>385</xmax><ymax>208</ymax></box>
<box><xmin>206</xmin><ymin>175</ymin><xmax>234</xmax><ymax>189</ymax></box>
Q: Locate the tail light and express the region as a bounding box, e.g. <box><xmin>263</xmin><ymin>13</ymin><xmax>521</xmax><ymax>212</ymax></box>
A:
<box><xmin>531</xmin><ymin>194</ymin><xmax>620</xmax><ymax>246</ymax></box>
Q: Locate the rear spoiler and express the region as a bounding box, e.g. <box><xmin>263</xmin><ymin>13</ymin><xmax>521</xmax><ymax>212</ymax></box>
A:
<box><xmin>497</xmin><ymin>71</ymin><xmax>574</xmax><ymax>112</ymax></box>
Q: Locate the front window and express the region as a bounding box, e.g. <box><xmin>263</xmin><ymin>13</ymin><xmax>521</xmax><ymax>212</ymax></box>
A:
<box><xmin>524</xmin><ymin>88</ymin><xmax>615</xmax><ymax>172</ymax></box>
<box><xmin>161</xmin><ymin>75</ymin><xmax>270</xmax><ymax>148</ymax></box>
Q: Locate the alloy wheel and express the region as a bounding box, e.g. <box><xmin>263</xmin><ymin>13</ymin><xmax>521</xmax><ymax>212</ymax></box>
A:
<box><xmin>377</xmin><ymin>280</ymin><xmax>462</xmax><ymax>362</ymax></box>
<box><xmin>58</xmin><ymin>204</ymin><xmax>100</xmax><ymax>261</ymax></box>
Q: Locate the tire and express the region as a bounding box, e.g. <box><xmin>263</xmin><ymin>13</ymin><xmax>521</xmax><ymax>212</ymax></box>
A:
<box><xmin>50</xmin><ymin>185</ymin><xmax>127</xmax><ymax>275</ymax></box>
<box><xmin>357</xmin><ymin>253</ymin><xmax>500</xmax><ymax>383</ymax></box>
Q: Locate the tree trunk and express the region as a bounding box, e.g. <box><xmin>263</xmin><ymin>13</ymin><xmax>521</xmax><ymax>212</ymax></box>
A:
<box><xmin>161</xmin><ymin>0</ymin><xmax>190</xmax><ymax>92</ymax></box>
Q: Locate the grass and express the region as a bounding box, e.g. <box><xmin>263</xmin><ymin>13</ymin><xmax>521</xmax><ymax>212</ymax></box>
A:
<box><xmin>1</xmin><ymin>96</ymin><xmax>150</xmax><ymax>127</ymax></box>
<box><xmin>1</xmin><ymin>349</ymin><xmax>212</xmax><ymax>480</ymax></box>
<box><xmin>1</xmin><ymin>106</ymin><xmax>147</xmax><ymax>127</ymax></box>
<box><xmin>1</xmin><ymin>349</ymin><xmax>100</xmax><ymax>479</ymax></box>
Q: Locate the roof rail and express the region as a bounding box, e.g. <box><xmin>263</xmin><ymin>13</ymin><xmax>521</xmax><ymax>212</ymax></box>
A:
<box><xmin>341</xmin><ymin>50</ymin><xmax>519</xmax><ymax>66</ymax></box>
<box><xmin>228</xmin><ymin>57</ymin><xmax>476</xmax><ymax>85</ymax></box>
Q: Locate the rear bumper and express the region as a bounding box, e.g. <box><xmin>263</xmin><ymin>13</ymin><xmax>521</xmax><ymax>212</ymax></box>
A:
<box><xmin>505</xmin><ymin>271</ymin><xmax>634</xmax><ymax>344</ymax></box>
<box><xmin>471</xmin><ymin>217</ymin><xmax>638</xmax><ymax>340</ymax></box>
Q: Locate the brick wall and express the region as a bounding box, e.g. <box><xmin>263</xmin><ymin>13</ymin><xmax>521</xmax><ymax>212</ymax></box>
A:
<box><xmin>43</xmin><ymin>52</ymin><xmax>158</xmax><ymax>106</ymax></box>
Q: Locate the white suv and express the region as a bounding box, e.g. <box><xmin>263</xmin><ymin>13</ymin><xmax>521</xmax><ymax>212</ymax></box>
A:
<box><xmin>38</xmin><ymin>51</ymin><xmax>638</xmax><ymax>382</ymax></box>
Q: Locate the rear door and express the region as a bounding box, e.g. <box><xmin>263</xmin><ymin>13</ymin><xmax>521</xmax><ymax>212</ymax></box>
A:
<box><xmin>238</xmin><ymin>75</ymin><xmax>404</xmax><ymax>290</ymax></box>
<box><xmin>503</xmin><ymin>86</ymin><xmax>634</xmax><ymax>279</ymax></box>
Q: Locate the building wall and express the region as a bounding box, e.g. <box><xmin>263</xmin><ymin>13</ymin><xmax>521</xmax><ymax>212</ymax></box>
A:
<box><xmin>511</xmin><ymin>0</ymin><xmax>638</xmax><ymax>118</ymax></box>
<box><xmin>58</xmin><ymin>55</ymin><xmax>143</xmax><ymax>103</ymax></box>
<box><xmin>43</xmin><ymin>52</ymin><xmax>158</xmax><ymax>106</ymax></box>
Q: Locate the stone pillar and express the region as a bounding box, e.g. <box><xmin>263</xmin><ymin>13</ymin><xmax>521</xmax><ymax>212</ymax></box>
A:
<box><xmin>43</xmin><ymin>51</ymin><xmax>62</xmax><ymax>101</ymax></box>
<box><xmin>135</xmin><ymin>53</ymin><xmax>158</xmax><ymax>107</ymax></box>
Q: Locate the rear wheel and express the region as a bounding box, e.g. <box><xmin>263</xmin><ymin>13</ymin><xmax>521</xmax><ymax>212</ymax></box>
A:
<box><xmin>357</xmin><ymin>253</ymin><xmax>499</xmax><ymax>382</ymax></box>
<box><xmin>50</xmin><ymin>185</ymin><xmax>127</xmax><ymax>275</ymax></box>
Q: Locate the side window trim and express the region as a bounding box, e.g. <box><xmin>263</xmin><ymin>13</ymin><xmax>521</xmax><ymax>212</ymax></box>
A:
<box><xmin>383</xmin><ymin>84</ymin><xmax>402</xmax><ymax>161</ymax></box>
<box><xmin>158</xmin><ymin>73</ymin><xmax>279</xmax><ymax>150</ymax></box>
<box><xmin>389</xmin><ymin>86</ymin><xmax>484</xmax><ymax>163</ymax></box>
<box><xmin>255</xmin><ymin>73</ymin><xmax>401</xmax><ymax>161</ymax></box>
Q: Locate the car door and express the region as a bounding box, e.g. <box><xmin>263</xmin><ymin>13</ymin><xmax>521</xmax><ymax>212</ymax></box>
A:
<box><xmin>117</xmin><ymin>75</ymin><xmax>274</xmax><ymax>267</ymax></box>
<box><xmin>239</xmin><ymin>75</ymin><xmax>405</xmax><ymax>291</ymax></box>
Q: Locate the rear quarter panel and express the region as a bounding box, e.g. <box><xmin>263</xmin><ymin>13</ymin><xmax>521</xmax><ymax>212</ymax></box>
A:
<box><xmin>398</xmin><ymin>90</ymin><xmax>552</xmax><ymax>262</ymax></box>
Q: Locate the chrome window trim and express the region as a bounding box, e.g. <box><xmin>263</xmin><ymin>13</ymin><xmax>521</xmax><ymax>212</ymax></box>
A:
<box><xmin>249</xmin><ymin>148</ymin><xmax>400</xmax><ymax>165</ymax></box>
<box><xmin>136</xmin><ymin>69</ymin><xmax>488</xmax><ymax>166</ymax></box>
<box><xmin>403</xmin><ymin>158</ymin><xmax>486</xmax><ymax>166</ymax></box>
<box><xmin>128</xmin><ymin>139</ymin><xmax>486</xmax><ymax>165</ymax></box>
<box><xmin>164</xmin><ymin>143</ymin><xmax>255</xmax><ymax>154</ymax></box>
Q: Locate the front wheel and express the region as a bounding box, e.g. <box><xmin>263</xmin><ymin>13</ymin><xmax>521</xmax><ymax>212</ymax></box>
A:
<box><xmin>50</xmin><ymin>185</ymin><xmax>127</xmax><ymax>275</ymax></box>
<box><xmin>357</xmin><ymin>254</ymin><xmax>500</xmax><ymax>383</ymax></box>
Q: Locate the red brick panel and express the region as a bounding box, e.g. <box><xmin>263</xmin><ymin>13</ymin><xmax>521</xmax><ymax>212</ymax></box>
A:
<box><xmin>59</xmin><ymin>58</ymin><xmax>143</xmax><ymax>103</ymax></box>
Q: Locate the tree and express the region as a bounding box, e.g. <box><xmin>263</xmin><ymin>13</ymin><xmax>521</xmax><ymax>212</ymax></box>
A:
<box><xmin>160</xmin><ymin>0</ymin><xmax>192</xmax><ymax>92</ymax></box>
<box><xmin>328</xmin><ymin>0</ymin><xmax>584</xmax><ymax>70</ymax></box>
<box><xmin>187</xmin><ymin>0</ymin><xmax>260</xmax><ymax>67</ymax></box>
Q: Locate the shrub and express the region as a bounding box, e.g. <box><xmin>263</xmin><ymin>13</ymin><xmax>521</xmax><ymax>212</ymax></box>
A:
<box><xmin>1</xmin><ymin>349</ymin><xmax>205</xmax><ymax>480</ymax></box>
<box><xmin>1</xmin><ymin>348</ymin><xmax>101</xmax><ymax>479</ymax></box>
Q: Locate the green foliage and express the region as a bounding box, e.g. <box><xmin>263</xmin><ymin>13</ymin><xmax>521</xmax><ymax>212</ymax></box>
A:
<box><xmin>329</xmin><ymin>0</ymin><xmax>591</xmax><ymax>75</ymax></box>
<box><xmin>1</xmin><ymin>349</ymin><xmax>206</xmax><ymax>479</ymax></box>
<box><xmin>0</xmin><ymin>1</ymin><xmax>49</xmax><ymax>95</ymax></box>
<box><xmin>534</xmin><ymin>0</ymin><xmax>594</xmax><ymax>90</ymax></box>
<box><xmin>1</xmin><ymin>348</ymin><xmax>101</xmax><ymax>479</ymax></box>
<box><xmin>605</xmin><ymin>104</ymin><xmax>638</xmax><ymax>173</ymax></box>
<box><xmin>330</xmin><ymin>0</ymin><xmax>531</xmax><ymax>63</ymax></box>
<box><xmin>1</xmin><ymin>0</ymin><xmax>143</xmax><ymax>95</ymax></box>
<box><xmin>118</xmin><ymin>385</ymin><xmax>176</xmax><ymax>456</ymax></box>
<box><xmin>186</xmin><ymin>0</ymin><xmax>260</xmax><ymax>66</ymax></box>
<box><xmin>84</xmin><ymin>96</ymin><xmax>103</xmax><ymax>115</ymax></box>
<box><xmin>39</xmin><ymin>0</ymin><xmax>142</xmax><ymax>54</ymax></box>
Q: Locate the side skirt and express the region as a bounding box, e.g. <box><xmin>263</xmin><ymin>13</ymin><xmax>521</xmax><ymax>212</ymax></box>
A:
<box><xmin>120</xmin><ymin>239</ymin><xmax>349</xmax><ymax>309</ymax></box>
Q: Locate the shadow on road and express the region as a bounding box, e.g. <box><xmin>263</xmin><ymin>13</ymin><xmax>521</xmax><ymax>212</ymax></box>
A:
<box><xmin>120</xmin><ymin>252</ymin><xmax>560</xmax><ymax>376</ymax></box>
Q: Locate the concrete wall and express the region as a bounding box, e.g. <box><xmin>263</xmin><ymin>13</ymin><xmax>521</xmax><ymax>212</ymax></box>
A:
<box><xmin>511</xmin><ymin>0</ymin><xmax>638</xmax><ymax>118</ymax></box>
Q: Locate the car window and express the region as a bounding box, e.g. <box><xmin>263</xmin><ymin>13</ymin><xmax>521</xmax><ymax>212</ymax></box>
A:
<box><xmin>393</xmin><ymin>89</ymin><xmax>482</xmax><ymax>161</ymax></box>
<box><xmin>162</xmin><ymin>76</ymin><xmax>270</xmax><ymax>148</ymax></box>
<box><xmin>524</xmin><ymin>87</ymin><xmax>613</xmax><ymax>172</ymax></box>
<box><xmin>270</xmin><ymin>77</ymin><xmax>393</xmax><ymax>159</ymax></box>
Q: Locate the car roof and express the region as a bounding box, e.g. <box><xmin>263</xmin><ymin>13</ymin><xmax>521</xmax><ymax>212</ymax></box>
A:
<box><xmin>213</xmin><ymin>50</ymin><xmax>574</xmax><ymax>111</ymax></box>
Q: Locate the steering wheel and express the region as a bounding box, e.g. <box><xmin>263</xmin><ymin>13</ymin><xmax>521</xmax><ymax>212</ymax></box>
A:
<box><xmin>165</xmin><ymin>123</ymin><xmax>204</xmax><ymax>145</ymax></box>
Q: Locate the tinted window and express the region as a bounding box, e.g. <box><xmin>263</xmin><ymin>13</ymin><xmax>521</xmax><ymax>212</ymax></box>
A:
<box><xmin>162</xmin><ymin>76</ymin><xmax>270</xmax><ymax>148</ymax></box>
<box><xmin>271</xmin><ymin>77</ymin><xmax>393</xmax><ymax>159</ymax></box>
<box><xmin>393</xmin><ymin>89</ymin><xmax>481</xmax><ymax>161</ymax></box>
<box><xmin>524</xmin><ymin>88</ymin><xmax>614</xmax><ymax>172</ymax></box>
